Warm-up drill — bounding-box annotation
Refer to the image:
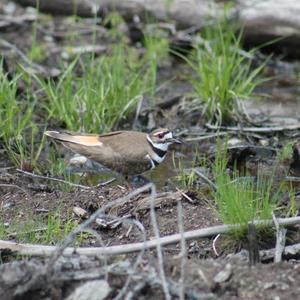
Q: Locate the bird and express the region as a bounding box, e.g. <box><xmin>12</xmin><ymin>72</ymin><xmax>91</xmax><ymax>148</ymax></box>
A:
<box><xmin>44</xmin><ymin>128</ymin><xmax>181</xmax><ymax>178</ymax></box>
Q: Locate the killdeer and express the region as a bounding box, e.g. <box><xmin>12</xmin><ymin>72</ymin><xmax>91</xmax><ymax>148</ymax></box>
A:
<box><xmin>44</xmin><ymin>128</ymin><xmax>181</xmax><ymax>177</ymax></box>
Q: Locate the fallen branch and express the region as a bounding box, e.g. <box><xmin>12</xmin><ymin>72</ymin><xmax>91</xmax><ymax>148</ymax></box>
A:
<box><xmin>206</xmin><ymin>123</ymin><xmax>300</xmax><ymax>133</ymax></box>
<box><xmin>260</xmin><ymin>242</ymin><xmax>300</xmax><ymax>261</ymax></box>
<box><xmin>13</xmin><ymin>0</ymin><xmax>98</xmax><ymax>18</ymax></box>
<box><xmin>1</xmin><ymin>216</ymin><xmax>300</xmax><ymax>257</ymax></box>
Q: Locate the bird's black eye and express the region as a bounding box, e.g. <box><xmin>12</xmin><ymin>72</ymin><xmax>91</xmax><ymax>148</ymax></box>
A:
<box><xmin>158</xmin><ymin>133</ymin><xmax>164</xmax><ymax>139</ymax></box>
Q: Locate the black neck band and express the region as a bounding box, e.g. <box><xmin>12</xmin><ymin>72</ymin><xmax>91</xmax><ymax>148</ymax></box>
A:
<box><xmin>148</xmin><ymin>141</ymin><xmax>167</xmax><ymax>158</ymax></box>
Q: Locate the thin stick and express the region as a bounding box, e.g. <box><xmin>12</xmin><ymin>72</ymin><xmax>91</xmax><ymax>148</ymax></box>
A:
<box><xmin>2</xmin><ymin>216</ymin><xmax>300</xmax><ymax>257</ymax></box>
<box><xmin>176</xmin><ymin>188</ymin><xmax>194</xmax><ymax>203</ymax></box>
<box><xmin>149</xmin><ymin>184</ymin><xmax>171</xmax><ymax>300</ymax></box>
<box><xmin>193</xmin><ymin>168</ymin><xmax>217</xmax><ymax>192</ymax></box>
<box><xmin>16</xmin><ymin>169</ymin><xmax>92</xmax><ymax>190</ymax></box>
<box><xmin>177</xmin><ymin>200</ymin><xmax>186</xmax><ymax>300</ymax></box>
<box><xmin>206</xmin><ymin>123</ymin><xmax>300</xmax><ymax>133</ymax></box>
<box><xmin>113</xmin><ymin>219</ymin><xmax>147</xmax><ymax>300</ymax></box>
<box><xmin>212</xmin><ymin>234</ymin><xmax>220</xmax><ymax>257</ymax></box>
<box><xmin>8</xmin><ymin>227</ymin><xmax>47</xmax><ymax>238</ymax></box>
<box><xmin>185</xmin><ymin>132</ymin><xmax>227</xmax><ymax>142</ymax></box>
<box><xmin>285</xmin><ymin>176</ymin><xmax>300</xmax><ymax>182</ymax></box>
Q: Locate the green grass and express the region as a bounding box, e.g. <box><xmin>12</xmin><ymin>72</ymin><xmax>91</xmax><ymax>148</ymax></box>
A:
<box><xmin>28</xmin><ymin>43</ymin><xmax>47</xmax><ymax>63</ymax></box>
<box><xmin>212</xmin><ymin>140</ymin><xmax>279</xmax><ymax>238</ymax></box>
<box><xmin>186</xmin><ymin>14</ymin><xmax>267</xmax><ymax>124</ymax></box>
<box><xmin>0</xmin><ymin>68</ymin><xmax>33</xmax><ymax>140</ymax></box>
<box><xmin>173</xmin><ymin>152</ymin><xmax>198</xmax><ymax>191</ymax></box>
<box><xmin>0</xmin><ymin>65</ymin><xmax>42</xmax><ymax>169</ymax></box>
<box><xmin>278</xmin><ymin>141</ymin><xmax>294</xmax><ymax>163</ymax></box>
<box><xmin>144</xmin><ymin>28</ymin><xmax>170</xmax><ymax>96</ymax></box>
<box><xmin>0</xmin><ymin>12</ymin><xmax>168</xmax><ymax>173</ymax></box>
<box><xmin>1</xmin><ymin>210</ymin><xmax>82</xmax><ymax>245</ymax></box>
<box><xmin>0</xmin><ymin>219</ymin><xmax>7</xmax><ymax>240</ymax></box>
<box><xmin>176</xmin><ymin>162</ymin><xmax>197</xmax><ymax>191</ymax></box>
<box><xmin>37</xmin><ymin>45</ymin><xmax>155</xmax><ymax>133</ymax></box>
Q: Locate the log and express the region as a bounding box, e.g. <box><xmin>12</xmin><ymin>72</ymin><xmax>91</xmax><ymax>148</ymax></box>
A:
<box><xmin>12</xmin><ymin>0</ymin><xmax>300</xmax><ymax>55</ymax></box>
<box><xmin>236</xmin><ymin>0</ymin><xmax>300</xmax><ymax>56</ymax></box>
<box><xmin>13</xmin><ymin>0</ymin><xmax>217</xmax><ymax>29</ymax></box>
<box><xmin>13</xmin><ymin>0</ymin><xmax>99</xmax><ymax>18</ymax></box>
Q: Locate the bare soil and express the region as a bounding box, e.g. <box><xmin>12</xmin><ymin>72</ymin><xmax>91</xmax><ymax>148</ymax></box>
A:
<box><xmin>1</xmin><ymin>1</ymin><xmax>300</xmax><ymax>299</ymax></box>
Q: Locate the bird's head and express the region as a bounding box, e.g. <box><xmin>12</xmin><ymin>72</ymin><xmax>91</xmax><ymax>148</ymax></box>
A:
<box><xmin>148</xmin><ymin>128</ymin><xmax>181</xmax><ymax>149</ymax></box>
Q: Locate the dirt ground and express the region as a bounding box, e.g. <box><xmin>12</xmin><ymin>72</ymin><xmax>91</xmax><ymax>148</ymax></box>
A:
<box><xmin>1</xmin><ymin>1</ymin><xmax>300</xmax><ymax>299</ymax></box>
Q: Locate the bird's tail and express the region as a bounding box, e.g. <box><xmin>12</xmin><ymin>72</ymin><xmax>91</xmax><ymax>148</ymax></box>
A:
<box><xmin>44</xmin><ymin>131</ymin><xmax>102</xmax><ymax>146</ymax></box>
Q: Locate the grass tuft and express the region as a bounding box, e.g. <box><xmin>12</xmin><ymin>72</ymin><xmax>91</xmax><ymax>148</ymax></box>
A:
<box><xmin>212</xmin><ymin>139</ymin><xmax>278</xmax><ymax>238</ymax></box>
<box><xmin>2</xmin><ymin>209</ymin><xmax>82</xmax><ymax>245</ymax></box>
<box><xmin>0</xmin><ymin>65</ymin><xmax>42</xmax><ymax>169</ymax></box>
<box><xmin>187</xmin><ymin>14</ymin><xmax>267</xmax><ymax>124</ymax></box>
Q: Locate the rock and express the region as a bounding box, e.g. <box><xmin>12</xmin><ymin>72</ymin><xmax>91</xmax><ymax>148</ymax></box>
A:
<box><xmin>66</xmin><ymin>280</ymin><xmax>110</xmax><ymax>300</ymax></box>
<box><xmin>213</xmin><ymin>263</ymin><xmax>232</xmax><ymax>283</ymax></box>
<box><xmin>73</xmin><ymin>206</ymin><xmax>88</xmax><ymax>218</ymax></box>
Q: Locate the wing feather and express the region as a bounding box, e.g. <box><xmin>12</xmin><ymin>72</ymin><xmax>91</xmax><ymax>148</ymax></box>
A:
<box><xmin>44</xmin><ymin>131</ymin><xmax>102</xmax><ymax>146</ymax></box>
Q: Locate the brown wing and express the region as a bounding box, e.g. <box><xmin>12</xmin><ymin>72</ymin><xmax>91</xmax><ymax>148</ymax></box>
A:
<box><xmin>91</xmin><ymin>131</ymin><xmax>149</xmax><ymax>163</ymax></box>
<box><xmin>44</xmin><ymin>130</ymin><xmax>150</xmax><ymax>173</ymax></box>
<box><xmin>44</xmin><ymin>131</ymin><xmax>102</xmax><ymax>146</ymax></box>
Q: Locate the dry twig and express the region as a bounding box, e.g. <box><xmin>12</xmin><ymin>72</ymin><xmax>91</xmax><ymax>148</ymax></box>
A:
<box><xmin>206</xmin><ymin>122</ymin><xmax>300</xmax><ymax>133</ymax></box>
<box><xmin>212</xmin><ymin>234</ymin><xmax>220</xmax><ymax>257</ymax></box>
<box><xmin>149</xmin><ymin>184</ymin><xmax>171</xmax><ymax>300</ymax></box>
<box><xmin>272</xmin><ymin>212</ymin><xmax>287</xmax><ymax>263</ymax></box>
<box><xmin>177</xmin><ymin>200</ymin><xmax>186</xmax><ymax>300</ymax></box>
<box><xmin>2</xmin><ymin>216</ymin><xmax>300</xmax><ymax>257</ymax></box>
<box><xmin>16</xmin><ymin>169</ymin><xmax>92</xmax><ymax>190</ymax></box>
<box><xmin>193</xmin><ymin>168</ymin><xmax>217</xmax><ymax>192</ymax></box>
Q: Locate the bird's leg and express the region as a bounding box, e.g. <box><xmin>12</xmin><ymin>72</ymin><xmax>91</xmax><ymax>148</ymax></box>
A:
<box><xmin>121</xmin><ymin>175</ymin><xmax>132</xmax><ymax>190</ymax></box>
<box><xmin>131</xmin><ymin>175</ymin><xmax>152</xmax><ymax>187</ymax></box>
<box><xmin>122</xmin><ymin>175</ymin><xmax>153</xmax><ymax>190</ymax></box>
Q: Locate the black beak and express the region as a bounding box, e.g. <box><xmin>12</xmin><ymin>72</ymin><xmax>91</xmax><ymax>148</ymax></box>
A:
<box><xmin>167</xmin><ymin>137</ymin><xmax>182</xmax><ymax>144</ymax></box>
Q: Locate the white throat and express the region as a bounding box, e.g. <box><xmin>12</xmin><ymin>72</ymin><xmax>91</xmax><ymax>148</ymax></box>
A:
<box><xmin>146</xmin><ymin>135</ymin><xmax>168</xmax><ymax>166</ymax></box>
<box><xmin>147</xmin><ymin>135</ymin><xmax>168</xmax><ymax>151</ymax></box>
